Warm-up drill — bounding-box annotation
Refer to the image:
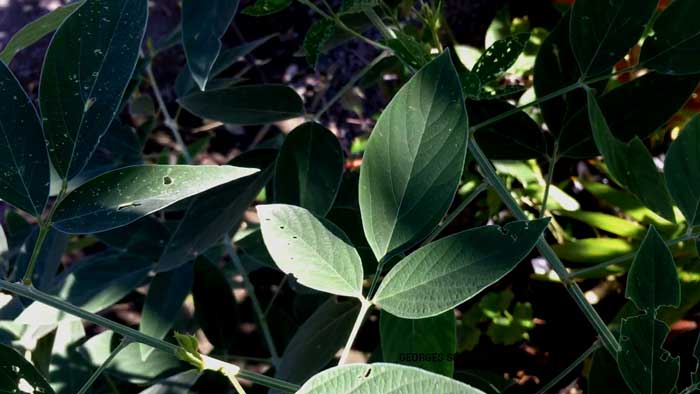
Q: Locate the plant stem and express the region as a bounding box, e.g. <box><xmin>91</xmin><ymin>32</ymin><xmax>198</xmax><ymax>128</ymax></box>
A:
<box><xmin>540</xmin><ymin>144</ymin><xmax>559</xmax><ymax>218</ymax></box>
<box><xmin>0</xmin><ymin>280</ymin><xmax>299</xmax><ymax>393</ymax></box>
<box><xmin>364</xmin><ymin>8</ymin><xmax>396</xmax><ymax>39</ymax></box>
<box><xmin>535</xmin><ymin>340</ymin><xmax>600</xmax><ymax>394</ymax></box>
<box><xmin>144</xmin><ymin>55</ymin><xmax>192</xmax><ymax>164</ymax></box>
<box><xmin>264</xmin><ymin>275</ymin><xmax>288</xmax><ymax>318</ymax></box>
<box><xmin>421</xmin><ymin>182</ymin><xmax>489</xmax><ymax>246</ymax></box>
<box><xmin>223</xmin><ymin>237</ymin><xmax>281</xmax><ymax>367</ymax></box>
<box><xmin>338</xmin><ymin>298</ymin><xmax>372</xmax><ymax>365</ymax></box>
<box><xmin>569</xmin><ymin>233</ymin><xmax>696</xmax><ymax>278</ymax></box>
<box><xmin>469</xmin><ymin>139</ymin><xmax>620</xmax><ymax>355</ymax></box>
<box><xmin>314</xmin><ymin>51</ymin><xmax>390</xmax><ymax>121</ymax></box>
<box><xmin>77</xmin><ymin>338</ymin><xmax>131</xmax><ymax>394</ymax></box>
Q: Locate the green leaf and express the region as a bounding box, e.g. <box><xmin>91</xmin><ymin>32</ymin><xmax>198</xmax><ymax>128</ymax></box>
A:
<box><xmin>274</xmin><ymin>298</ymin><xmax>361</xmax><ymax>387</ymax></box>
<box><xmin>693</xmin><ymin>333</ymin><xmax>700</xmax><ymax>384</ymax></box>
<box><xmin>297</xmin><ymin>363</ymin><xmax>486</xmax><ymax>394</ymax></box>
<box><xmin>557</xmin><ymin>210</ymin><xmax>647</xmax><ymax>239</ymax></box>
<box><xmin>257</xmin><ymin>204</ymin><xmax>364</xmax><ymax>298</ymax></box>
<box><xmin>469</xmin><ymin>99</ymin><xmax>547</xmax><ymax>160</ymax></box>
<box><xmin>373</xmin><ymin>219</ymin><xmax>549</xmax><ymax>319</ymax></box>
<box><xmin>617</xmin><ymin>314</ymin><xmax>680</xmax><ymax>394</ymax></box>
<box><xmin>570</xmin><ymin>0</ymin><xmax>657</xmax><ymax>78</ymax></box>
<box><xmin>304</xmin><ymin>20</ymin><xmax>336</xmax><ymax>68</ymax></box>
<box><xmin>386</xmin><ymin>31</ymin><xmax>432</xmax><ymax>70</ymax></box>
<box><xmin>665</xmin><ymin>116</ymin><xmax>700</xmax><ymax>227</ymax></box>
<box><xmin>641</xmin><ymin>0</ymin><xmax>700</xmax><ymax>75</ymax></box>
<box><xmin>626</xmin><ymin>226</ymin><xmax>680</xmax><ymax>312</ymax></box>
<box><xmin>559</xmin><ymin>73</ymin><xmax>700</xmax><ymax>158</ymax></box>
<box><xmin>587</xmin><ymin>93</ymin><xmax>676</xmax><ymax>222</ymax></box>
<box><xmin>138</xmin><ymin>370</ymin><xmax>202</xmax><ymax>394</ymax></box>
<box><xmin>182</xmin><ymin>0</ymin><xmax>239</xmax><ymax>90</ymax></box>
<box><xmin>0</xmin><ymin>62</ymin><xmax>50</xmax><ymax>217</ymax></box>
<box><xmin>52</xmin><ymin>165</ymin><xmax>259</xmax><ymax>234</ymax></box>
<box><xmin>157</xmin><ymin>150</ymin><xmax>275</xmax><ymax>272</ymax></box>
<box><xmin>0</xmin><ymin>344</ymin><xmax>55</xmax><ymax>394</ymax></box>
<box><xmin>552</xmin><ymin>237</ymin><xmax>634</xmax><ymax>264</ymax></box>
<box><xmin>40</xmin><ymin>0</ymin><xmax>148</xmax><ymax>180</ymax></box>
<box><xmin>13</xmin><ymin>227</ymin><xmax>68</xmax><ymax>290</ymax></box>
<box><xmin>275</xmin><ymin>122</ymin><xmax>344</xmax><ymax>216</ymax></box>
<box><xmin>16</xmin><ymin>252</ymin><xmax>152</xmax><ymax>325</ymax></box>
<box><xmin>140</xmin><ymin>264</ymin><xmax>193</xmax><ymax>361</ymax></box>
<box><xmin>0</xmin><ymin>1</ymin><xmax>84</xmax><ymax>64</ymax></box>
<box><xmin>359</xmin><ymin>51</ymin><xmax>469</xmax><ymax>261</ymax></box>
<box><xmin>341</xmin><ymin>0</ymin><xmax>381</xmax><ymax>14</ymax></box>
<box><xmin>380</xmin><ymin>310</ymin><xmax>456</xmax><ymax>376</ymax></box>
<box><xmin>472</xmin><ymin>33</ymin><xmax>529</xmax><ymax>84</ymax></box>
<box><xmin>192</xmin><ymin>257</ymin><xmax>240</xmax><ymax>350</ymax></box>
<box><xmin>486</xmin><ymin>301</ymin><xmax>534</xmax><ymax>346</ymax></box>
<box><xmin>242</xmin><ymin>0</ymin><xmax>293</xmax><ymax>16</ymax></box>
<box><xmin>178</xmin><ymin>85</ymin><xmax>305</xmax><ymax>125</ymax></box>
<box><xmin>589</xmin><ymin>347</ymin><xmax>634</xmax><ymax>394</ymax></box>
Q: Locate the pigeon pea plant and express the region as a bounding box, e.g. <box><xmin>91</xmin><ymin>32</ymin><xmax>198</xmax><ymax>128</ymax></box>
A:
<box><xmin>0</xmin><ymin>0</ymin><xmax>699</xmax><ymax>393</ymax></box>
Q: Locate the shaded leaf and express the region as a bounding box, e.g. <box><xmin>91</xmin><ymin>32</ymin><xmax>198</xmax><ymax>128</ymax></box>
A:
<box><xmin>242</xmin><ymin>0</ymin><xmax>292</xmax><ymax>16</ymax></box>
<box><xmin>140</xmin><ymin>264</ymin><xmax>193</xmax><ymax>361</ymax></box>
<box><xmin>138</xmin><ymin>370</ymin><xmax>202</xmax><ymax>394</ymax></box>
<box><xmin>182</xmin><ymin>0</ymin><xmax>240</xmax><ymax>90</ymax></box>
<box><xmin>359</xmin><ymin>51</ymin><xmax>468</xmax><ymax>261</ymax></box>
<box><xmin>588</xmin><ymin>346</ymin><xmax>633</xmax><ymax>394</ymax></box>
<box><xmin>192</xmin><ymin>257</ymin><xmax>239</xmax><ymax>350</ymax></box>
<box><xmin>304</xmin><ymin>20</ymin><xmax>336</xmax><ymax>68</ymax></box>
<box><xmin>380</xmin><ymin>310</ymin><xmax>456</xmax><ymax>376</ymax></box>
<box><xmin>626</xmin><ymin>226</ymin><xmax>680</xmax><ymax>312</ymax></box>
<box><xmin>0</xmin><ymin>344</ymin><xmax>55</xmax><ymax>394</ymax></box>
<box><xmin>641</xmin><ymin>0</ymin><xmax>700</xmax><ymax>75</ymax></box>
<box><xmin>52</xmin><ymin>165</ymin><xmax>259</xmax><ymax>234</ymax></box>
<box><xmin>373</xmin><ymin>219</ymin><xmax>549</xmax><ymax>319</ymax></box>
<box><xmin>275</xmin><ymin>122</ymin><xmax>344</xmax><ymax>216</ymax></box>
<box><xmin>570</xmin><ymin>0</ymin><xmax>657</xmax><ymax>77</ymax></box>
<box><xmin>617</xmin><ymin>314</ymin><xmax>680</xmax><ymax>394</ymax></box>
<box><xmin>386</xmin><ymin>31</ymin><xmax>431</xmax><ymax>70</ymax></box>
<box><xmin>40</xmin><ymin>0</ymin><xmax>148</xmax><ymax>180</ymax></box>
<box><xmin>297</xmin><ymin>363</ymin><xmax>485</xmax><ymax>394</ymax></box>
<box><xmin>473</xmin><ymin>33</ymin><xmax>529</xmax><ymax>84</ymax></box>
<box><xmin>587</xmin><ymin>93</ymin><xmax>675</xmax><ymax>222</ymax></box>
<box><xmin>257</xmin><ymin>204</ymin><xmax>364</xmax><ymax>298</ymax></box>
<box><xmin>665</xmin><ymin>116</ymin><xmax>700</xmax><ymax>227</ymax></box>
<box><xmin>179</xmin><ymin>85</ymin><xmax>305</xmax><ymax>125</ymax></box>
<box><xmin>0</xmin><ymin>61</ymin><xmax>49</xmax><ymax>217</ymax></box>
<box><xmin>0</xmin><ymin>1</ymin><xmax>83</xmax><ymax>64</ymax></box>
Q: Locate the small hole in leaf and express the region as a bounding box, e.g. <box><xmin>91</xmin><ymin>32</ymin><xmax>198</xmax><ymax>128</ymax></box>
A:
<box><xmin>163</xmin><ymin>176</ymin><xmax>173</xmax><ymax>185</ymax></box>
<box><xmin>292</xmin><ymin>236</ymin><xmax>298</xmax><ymax>239</ymax></box>
<box><xmin>118</xmin><ymin>202</ymin><xmax>141</xmax><ymax>211</ymax></box>
<box><xmin>279</xmin><ymin>226</ymin><xmax>285</xmax><ymax>230</ymax></box>
<box><xmin>362</xmin><ymin>368</ymin><xmax>372</xmax><ymax>378</ymax></box>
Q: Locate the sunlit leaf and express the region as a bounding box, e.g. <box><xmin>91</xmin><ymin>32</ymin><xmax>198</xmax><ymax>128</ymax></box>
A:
<box><xmin>0</xmin><ymin>344</ymin><xmax>55</xmax><ymax>394</ymax></box>
<box><xmin>552</xmin><ymin>238</ymin><xmax>634</xmax><ymax>264</ymax></box>
<box><xmin>665</xmin><ymin>116</ymin><xmax>700</xmax><ymax>227</ymax></box>
<box><xmin>472</xmin><ymin>33</ymin><xmax>529</xmax><ymax>84</ymax></box>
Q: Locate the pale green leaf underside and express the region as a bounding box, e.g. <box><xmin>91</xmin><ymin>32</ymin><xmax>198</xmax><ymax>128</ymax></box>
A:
<box><xmin>52</xmin><ymin>165</ymin><xmax>259</xmax><ymax>234</ymax></box>
<box><xmin>665</xmin><ymin>115</ymin><xmax>700</xmax><ymax>227</ymax></box>
<box><xmin>257</xmin><ymin>204</ymin><xmax>364</xmax><ymax>298</ymax></box>
<box><xmin>359</xmin><ymin>51</ymin><xmax>469</xmax><ymax>261</ymax></box>
<box><xmin>373</xmin><ymin>219</ymin><xmax>549</xmax><ymax>319</ymax></box>
<box><xmin>297</xmin><ymin>363</ymin><xmax>485</xmax><ymax>394</ymax></box>
<box><xmin>40</xmin><ymin>0</ymin><xmax>148</xmax><ymax>180</ymax></box>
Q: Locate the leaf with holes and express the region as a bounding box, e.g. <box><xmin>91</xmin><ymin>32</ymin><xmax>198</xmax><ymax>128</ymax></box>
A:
<box><xmin>0</xmin><ymin>62</ymin><xmax>50</xmax><ymax>218</ymax></box>
<box><xmin>40</xmin><ymin>0</ymin><xmax>148</xmax><ymax>180</ymax></box>
<box><xmin>373</xmin><ymin>219</ymin><xmax>549</xmax><ymax>319</ymax></box>
<box><xmin>641</xmin><ymin>0</ymin><xmax>700</xmax><ymax>75</ymax></box>
<box><xmin>617</xmin><ymin>314</ymin><xmax>680</xmax><ymax>394</ymax></box>
<box><xmin>0</xmin><ymin>0</ymin><xmax>84</xmax><ymax>64</ymax></box>
<box><xmin>472</xmin><ymin>33</ymin><xmax>529</xmax><ymax>84</ymax></box>
<box><xmin>243</xmin><ymin>0</ymin><xmax>292</xmax><ymax>16</ymax></box>
<box><xmin>570</xmin><ymin>0</ymin><xmax>657</xmax><ymax>78</ymax></box>
<box><xmin>625</xmin><ymin>226</ymin><xmax>680</xmax><ymax>313</ymax></box>
<box><xmin>297</xmin><ymin>363</ymin><xmax>486</xmax><ymax>394</ymax></box>
<box><xmin>665</xmin><ymin>116</ymin><xmax>700</xmax><ymax>227</ymax></box>
<box><xmin>359</xmin><ymin>51</ymin><xmax>468</xmax><ymax>261</ymax></box>
<box><xmin>587</xmin><ymin>93</ymin><xmax>676</xmax><ymax>222</ymax></box>
<box><xmin>0</xmin><ymin>344</ymin><xmax>55</xmax><ymax>394</ymax></box>
<box><xmin>275</xmin><ymin>122</ymin><xmax>344</xmax><ymax>216</ymax></box>
<box><xmin>182</xmin><ymin>0</ymin><xmax>240</xmax><ymax>90</ymax></box>
<box><xmin>257</xmin><ymin>204</ymin><xmax>364</xmax><ymax>298</ymax></box>
<box><xmin>52</xmin><ymin>165</ymin><xmax>259</xmax><ymax>234</ymax></box>
<box><xmin>380</xmin><ymin>310</ymin><xmax>456</xmax><ymax>376</ymax></box>
<box><xmin>179</xmin><ymin>85</ymin><xmax>305</xmax><ymax>125</ymax></box>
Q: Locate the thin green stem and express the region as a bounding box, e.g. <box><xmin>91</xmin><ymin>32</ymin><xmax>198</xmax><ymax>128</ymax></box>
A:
<box><xmin>315</xmin><ymin>52</ymin><xmax>390</xmax><ymax>121</ymax></box>
<box><xmin>364</xmin><ymin>8</ymin><xmax>396</xmax><ymax>39</ymax></box>
<box><xmin>0</xmin><ymin>280</ymin><xmax>299</xmax><ymax>393</ymax></box>
<box><xmin>469</xmin><ymin>139</ymin><xmax>620</xmax><ymax>355</ymax></box>
<box><xmin>570</xmin><ymin>233</ymin><xmax>696</xmax><ymax>278</ymax></box>
<box><xmin>421</xmin><ymin>182</ymin><xmax>489</xmax><ymax>246</ymax></box>
<box><xmin>535</xmin><ymin>340</ymin><xmax>600</xmax><ymax>394</ymax></box>
<box><xmin>264</xmin><ymin>275</ymin><xmax>288</xmax><ymax>318</ymax></box>
<box><xmin>223</xmin><ymin>237</ymin><xmax>281</xmax><ymax>367</ymax></box>
<box><xmin>338</xmin><ymin>298</ymin><xmax>372</xmax><ymax>365</ymax></box>
<box><xmin>77</xmin><ymin>338</ymin><xmax>131</xmax><ymax>394</ymax></box>
<box><xmin>540</xmin><ymin>144</ymin><xmax>559</xmax><ymax>218</ymax></box>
